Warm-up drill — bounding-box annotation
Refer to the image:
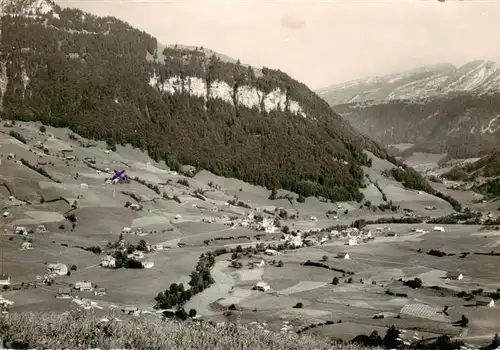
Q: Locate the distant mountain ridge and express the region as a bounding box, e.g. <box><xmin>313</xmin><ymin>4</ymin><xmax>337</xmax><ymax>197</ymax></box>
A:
<box><xmin>317</xmin><ymin>61</ymin><xmax>500</xmax><ymax>158</ymax></box>
<box><xmin>0</xmin><ymin>0</ymin><xmax>400</xmax><ymax>201</ymax></box>
<box><xmin>317</xmin><ymin>60</ymin><xmax>500</xmax><ymax>106</ymax></box>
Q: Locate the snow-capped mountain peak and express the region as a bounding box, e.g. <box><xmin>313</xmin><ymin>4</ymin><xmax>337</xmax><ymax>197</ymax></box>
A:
<box><xmin>317</xmin><ymin>60</ymin><xmax>500</xmax><ymax>106</ymax></box>
<box><xmin>1</xmin><ymin>0</ymin><xmax>56</xmax><ymax>17</ymax></box>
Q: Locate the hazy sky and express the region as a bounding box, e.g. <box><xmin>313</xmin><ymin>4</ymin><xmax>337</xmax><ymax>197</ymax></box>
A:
<box><xmin>55</xmin><ymin>0</ymin><xmax>500</xmax><ymax>89</ymax></box>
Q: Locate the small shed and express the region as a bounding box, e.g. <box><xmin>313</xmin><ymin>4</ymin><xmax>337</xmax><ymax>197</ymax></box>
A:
<box><xmin>476</xmin><ymin>297</ymin><xmax>495</xmax><ymax>308</ymax></box>
<box><xmin>433</xmin><ymin>226</ymin><xmax>445</xmax><ymax>232</ymax></box>
<box><xmin>337</xmin><ymin>252</ymin><xmax>350</xmax><ymax>259</ymax></box>
<box><xmin>446</xmin><ymin>271</ymin><xmax>463</xmax><ymax>280</ymax></box>
<box><xmin>252</xmin><ymin>259</ymin><xmax>266</xmax><ymax>268</ymax></box>
<box><xmin>94</xmin><ymin>288</ymin><xmax>107</xmax><ymax>296</ymax></box>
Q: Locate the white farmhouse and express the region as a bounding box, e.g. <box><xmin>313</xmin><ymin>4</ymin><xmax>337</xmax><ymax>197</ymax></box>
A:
<box><xmin>75</xmin><ymin>281</ymin><xmax>93</xmax><ymax>292</ymax></box>
<box><xmin>142</xmin><ymin>261</ymin><xmax>154</xmax><ymax>269</ymax></box>
<box><xmin>254</xmin><ymin>281</ymin><xmax>270</xmax><ymax>292</ymax></box>
<box><xmin>265</xmin><ymin>249</ymin><xmax>279</xmax><ymax>256</ymax></box>
<box><xmin>0</xmin><ymin>274</ymin><xmax>11</xmax><ymax>286</ymax></box>
<box><xmin>15</xmin><ymin>226</ymin><xmax>28</xmax><ymax>235</ymax></box>
<box><xmin>101</xmin><ymin>255</ymin><xmax>116</xmax><ymax>268</ymax></box>
<box><xmin>20</xmin><ymin>242</ymin><xmax>33</xmax><ymax>250</ymax></box>
<box><xmin>433</xmin><ymin>226</ymin><xmax>445</xmax><ymax>232</ymax></box>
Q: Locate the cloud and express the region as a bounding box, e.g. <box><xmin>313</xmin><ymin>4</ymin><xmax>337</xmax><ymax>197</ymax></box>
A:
<box><xmin>280</xmin><ymin>13</ymin><xmax>306</xmax><ymax>30</ymax></box>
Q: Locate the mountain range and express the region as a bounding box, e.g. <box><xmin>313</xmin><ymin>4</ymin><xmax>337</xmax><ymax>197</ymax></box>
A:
<box><xmin>0</xmin><ymin>0</ymin><xmax>401</xmax><ymax>202</ymax></box>
<box><xmin>317</xmin><ymin>61</ymin><xmax>500</xmax><ymax>158</ymax></box>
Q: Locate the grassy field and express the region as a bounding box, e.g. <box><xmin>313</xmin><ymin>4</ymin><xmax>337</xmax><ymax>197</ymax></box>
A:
<box><xmin>0</xmin><ymin>311</ymin><xmax>379</xmax><ymax>349</ymax></box>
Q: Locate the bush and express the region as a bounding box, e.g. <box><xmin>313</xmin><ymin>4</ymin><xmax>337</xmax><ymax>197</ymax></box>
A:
<box><xmin>403</xmin><ymin>277</ymin><xmax>422</xmax><ymax>289</ymax></box>
<box><xmin>71</xmin><ymin>264</ymin><xmax>77</xmax><ymax>271</ymax></box>
<box><xmin>39</xmin><ymin>125</ymin><xmax>46</xmax><ymax>133</ymax></box>
<box><xmin>293</xmin><ymin>302</ymin><xmax>303</xmax><ymax>308</ymax></box>
<box><xmin>9</xmin><ymin>130</ymin><xmax>27</xmax><ymax>144</ymax></box>
<box><xmin>188</xmin><ymin>309</ymin><xmax>197</xmax><ymax>318</ymax></box>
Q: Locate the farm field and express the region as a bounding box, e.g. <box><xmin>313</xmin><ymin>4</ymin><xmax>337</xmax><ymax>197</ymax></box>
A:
<box><xmin>0</xmin><ymin>121</ymin><xmax>499</xmax><ymax>347</ymax></box>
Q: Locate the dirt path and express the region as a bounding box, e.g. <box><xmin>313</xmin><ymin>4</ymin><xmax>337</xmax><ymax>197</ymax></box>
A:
<box><xmin>184</xmin><ymin>260</ymin><xmax>235</xmax><ymax>316</ymax></box>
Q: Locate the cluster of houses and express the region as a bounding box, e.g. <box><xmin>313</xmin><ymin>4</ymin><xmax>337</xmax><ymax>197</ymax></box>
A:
<box><xmin>121</xmin><ymin>227</ymin><xmax>150</xmax><ymax>237</ymax></box>
<box><xmin>235</xmin><ymin>213</ymin><xmax>279</xmax><ymax>233</ymax></box>
<box><xmin>100</xmin><ymin>252</ymin><xmax>154</xmax><ymax>269</ymax></box>
<box><xmin>13</xmin><ymin>224</ymin><xmax>46</xmax><ymax>237</ymax></box>
<box><xmin>56</xmin><ymin>282</ymin><xmax>107</xmax><ymax>299</ymax></box>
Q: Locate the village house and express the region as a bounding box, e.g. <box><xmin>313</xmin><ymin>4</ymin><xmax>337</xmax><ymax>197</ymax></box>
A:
<box><xmin>75</xmin><ymin>281</ymin><xmax>93</xmax><ymax>292</ymax></box>
<box><xmin>122</xmin><ymin>306</ymin><xmax>139</xmax><ymax>315</ymax></box>
<box><xmin>475</xmin><ymin>297</ymin><xmax>495</xmax><ymax>308</ymax></box>
<box><xmin>433</xmin><ymin>226</ymin><xmax>445</xmax><ymax>232</ymax></box>
<box><xmin>446</xmin><ymin>271</ymin><xmax>463</xmax><ymax>280</ymax></box>
<box><xmin>20</xmin><ymin>242</ymin><xmax>33</xmax><ymax>250</ymax></box>
<box><xmin>304</xmin><ymin>237</ymin><xmax>319</xmax><ymax>246</ymax></box>
<box><xmin>56</xmin><ymin>287</ymin><xmax>72</xmax><ymax>299</ymax></box>
<box><xmin>14</xmin><ymin>226</ymin><xmax>28</xmax><ymax>235</ymax></box>
<box><xmin>0</xmin><ymin>274</ymin><xmax>11</xmax><ymax>286</ymax></box>
<box><xmin>142</xmin><ymin>261</ymin><xmax>154</xmax><ymax>269</ymax></box>
<box><xmin>2</xmin><ymin>212</ymin><xmax>9</xmax><ymax>218</ymax></box>
<box><xmin>121</xmin><ymin>227</ymin><xmax>132</xmax><ymax>234</ymax></box>
<box><xmin>0</xmin><ymin>294</ymin><xmax>14</xmax><ymax>308</ymax></box>
<box><xmin>101</xmin><ymin>255</ymin><xmax>116</xmax><ymax>268</ymax></box>
<box><xmin>128</xmin><ymin>251</ymin><xmax>144</xmax><ymax>260</ymax></box>
<box><xmin>254</xmin><ymin>281</ymin><xmax>270</xmax><ymax>292</ymax></box>
<box><xmin>348</xmin><ymin>238</ymin><xmax>358</xmax><ymax>246</ymax></box>
<box><xmin>265</xmin><ymin>249</ymin><xmax>279</xmax><ymax>256</ymax></box>
<box><xmin>129</xmin><ymin>203</ymin><xmax>142</xmax><ymax>211</ymax></box>
<box><xmin>337</xmin><ymin>252</ymin><xmax>350</xmax><ymax>259</ymax></box>
<box><xmin>46</xmin><ymin>263</ymin><xmax>69</xmax><ymax>277</ymax></box>
<box><xmin>94</xmin><ymin>288</ymin><xmax>107</xmax><ymax>296</ymax></box>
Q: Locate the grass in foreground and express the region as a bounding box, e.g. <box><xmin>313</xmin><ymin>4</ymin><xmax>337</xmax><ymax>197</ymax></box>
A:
<box><xmin>0</xmin><ymin>311</ymin><xmax>373</xmax><ymax>350</ymax></box>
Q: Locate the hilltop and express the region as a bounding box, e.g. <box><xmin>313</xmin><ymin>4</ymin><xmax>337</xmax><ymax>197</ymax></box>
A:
<box><xmin>316</xmin><ymin>61</ymin><xmax>500</xmax><ymax>158</ymax></box>
<box><xmin>0</xmin><ymin>0</ymin><xmax>398</xmax><ymax>202</ymax></box>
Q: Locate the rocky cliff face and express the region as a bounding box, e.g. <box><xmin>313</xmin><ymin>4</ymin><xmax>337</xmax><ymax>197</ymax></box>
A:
<box><xmin>317</xmin><ymin>62</ymin><xmax>500</xmax><ymax>158</ymax></box>
<box><xmin>0</xmin><ymin>0</ymin><xmax>395</xmax><ymax>201</ymax></box>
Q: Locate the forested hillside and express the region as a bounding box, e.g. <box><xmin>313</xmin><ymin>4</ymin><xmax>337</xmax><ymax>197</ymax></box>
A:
<box><xmin>0</xmin><ymin>0</ymin><xmax>397</xmax><ymax>201</ymax></box>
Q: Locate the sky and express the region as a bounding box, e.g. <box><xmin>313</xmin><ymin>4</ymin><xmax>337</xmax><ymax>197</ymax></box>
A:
<box><xmin>55</xmin><ymin>0</ymin><xmax>500</xmax><ymax>89</ymax></box>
